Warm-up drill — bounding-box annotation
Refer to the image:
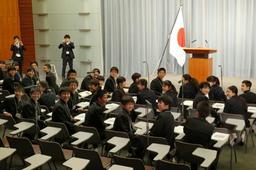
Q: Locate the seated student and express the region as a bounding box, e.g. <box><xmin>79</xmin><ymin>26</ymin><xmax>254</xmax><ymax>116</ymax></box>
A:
<box><xmin>80</xmin><ymin>68</ymin><xmax>100</xmax><ymax>91</ymax></box>
<box><xmin>52</xmin><ymin>87</ymin><xmax>77</xmax><ymax>134</ymax></box>
<box><xmin>193</xmin><ymin>82</ymin><xmax>210</xmax><ymax>109</ymax></box>
<box><xmin>178</xmin><ymin>74</ymin><xmax>199</xmax><ymax>99</ymax></box>
<box><xmin>224</xmin><ymin>86</ymin><xmax>249</xmax><ymax>126</ymax></box>
<box><xmin>162</xmin><ymin>80</ymin><xmax>178</xmax><ymax>107</ymax></box>
<box><xmin>88</xmin><ymin>79</ymin><xmax>101</xmax><ymax>105</ymax></box>
<box><xmin>207</xmin><ymin>76</ymin><xmax>226</xmax><ymax>101</ymax></box>
<box><xmin>136</xmin><ymin>79</ymin><xmax>157</xmax><ymax>114</ymax></box>
<box><xmin>0</xmin><ymin>86</ymin><xmax>25</xmax><ymax>121</ymax></box>
<box><xmin>97</xmin><ymin>75</ymin><xmax>105</xmax><ymax>89</ymax></box>
<box><xmin>0</xmin><ymin>60</ymin><xmax>7</xmax><ymax>80</ymax></box>
<box><xmin>67</xmin><ymin>80</ymin><xmax>80</xmax><ymax>116</ymax></box>
<box><xmin>111</xmin><ymin>76</ymin><xmax>126</xmax><ymax>102</ymax></box>
<box><xmin>43</xmin><ymin>64</ymin><xmax>59</xmax><ymax>94</ymax></box>
<box><xmin>150</xmin><ymin>68</ymin><xmax>166</xmax><ymax>96</ymax></box>
<box><xmin>2</xmin><ymin>66</ymin><xmax>21</xmax><ymax>94</ymax></box>
<box><xmin>128</xmin><ymin>72</ymin><xmax>141</xmax><ymax>94</ymax></box>
<box><xmin>60</xmin><ymin>69</ymin><xmax>77</xmax><ymax>87</ymax></box>
<box><xmin>150</xmin><ymin>95</ymin><xmax>175</xmax><ymax>147</ymax></box>
<box><xmin>22</xmin><ymin>68</ymin><xmax>37</xmax><ymax>94</ymax></box>
<box><xmin>13</xmin><ymin>62</ymin><xmax>22</xmax><ymax>82</ymax></box>
<box><xmin>30</xmin><ymin>61</ymin><xmax>40</xmax><ymax>82</ymax></box>
<box><xmin>239</xmin><ymin>80</ymin><xmax>256</xmax><ymax>104</ymax></box>
<box><xmin>38</xmin><ymin>81</ymin><xmax>56</xmax><ymax>111</ymax></box>
<box><xmin>104</xmin><ymin>66</ymin><xmax>119</xmax><ymax>93</ymax></box>
<box><xmin>84</xmin><ymin>90</ymin><xmax>108</xmax><ymax>139</ymax></box>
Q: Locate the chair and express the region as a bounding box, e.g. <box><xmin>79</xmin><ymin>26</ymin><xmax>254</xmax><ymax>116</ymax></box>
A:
<box><xmin>1</xmin><ymin>115</ymin><xmax>16</xmax><ymax>138</ymax></box>
<box><xmin>0</xmin><ymin>90</ymin><xmax>10</xmax><ymax>102</ymax></box>
<box><xmin>73</xmin><ymin>147</ymin><xmax>107</xmax><ymax>170</ymax></box>
<box><xmin>38</xmin><ymin>140</ymin><xmax>66</xmax><ymax>170</ymax></box>
<box><xmin>113</xmin><ymin>155</ymin><xmax>145</xmax><ymax>170</ymax></box>
<box><xmin>139</xmin><ymin>135</ymin><xmax>169</xmax><ymax>147</ymax></box>
<box><xmin>46</xmin><ymin>121</ymin><xmax>71</xmax><ymax>145</ymax></box>
<box><xmin>75</xmin><ymin>126</ymin><xmax>101</xmax><ymax>148</ymax></box>
<box><xmin>156</xmin><ymin>160</ymin><xmax>191</xmax><ymax>170</ymax></box>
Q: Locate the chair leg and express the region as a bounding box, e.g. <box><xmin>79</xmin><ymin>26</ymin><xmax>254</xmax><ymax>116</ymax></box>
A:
<box><xmin>2</xmin><ymin>127</ymin><xmax>6</xmax><ymax>138</ymax></box>
<box><xmin>48</xmin><ymin>162</ymin><xmax>52</xmax><ymax>170</ymax></box>
<box><xmin>230</xmin><ymin>146</ymin><xmax>233</xmax><ymax>170</ymax></box>
<box><xmin>245</xmin><ymin>130</ymin><xmax>248</xmax><ymax>153</ymax></box>
<box><xmin>250</xmin><ymin>128</ymin><xmax>255</xmax><ymax>147</ymax></box>
<box><xmin>234</xmin><ymin>147</ymin><xmax>237</xmax><ymax>163</ymax></box>
<box><xmin>53</xmin><ymin>162</ymin><xmax>57</xmax><ymax>170</ymax></box>
<box><xmin>9</xmin><ymin>155</ymin><xmax>14</xmax><ymax>170</ymax></box>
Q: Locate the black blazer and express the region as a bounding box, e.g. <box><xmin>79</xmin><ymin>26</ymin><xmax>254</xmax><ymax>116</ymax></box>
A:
<box><xmin>58</xmin><ymin>42</ymin><xmax>75</xmax><ymax>59</ymax></box>
<box><xmin>209</xmin><ymin>85</ymin><xmax>226</xmax><ymax>101</ymax></box>
<box><xmin>22</xmin><ymin>99</ymin><xmax>41</xmax><ymax>120</ymax></box>
<box><xmin>80</xmin><ymin>75</ymin><xmax>93</xmax><ymax>91</ymax></box>
<box><xmin>68</xmin><ymin>92</ymin><xmax>79</xmax><ymax>115</ymax></box>
<box><xmin>239</xmin><ymin>90</ymin><xmax>256</xmax><ymax>104</ymax></box>
<box><xmin>128</xmin><ymin>82</ymin><xmax>139</xmax><ymax>94</ymax></box>
<box><xmin>38</xmin><ymin>89</ymin><xmax>56</xmax><ymax>111</ymax></box>
<box><xmin>137</xmin><ymin>88</ymin><xmax>157</xmax><ymax>113</ymax></box>
<box><xmin>150</xmin><ymin>77</ymin><xmax>163</xmax><ymax>96</ymax></box>
<box><xmin>104</xmin><ymin>76</ymin><xmax>116</xmax><ymax>93</ymax></box>
<box><xmin>179</xmin><ymin>83</ymin><xmax>198</xmax><ymax>99</ymax></box>
<box><xmin>0</xmin><ymin>96</ymin><xmax>24</xmax><ymax>121</ymax></box>
<box><xmin>193</xmin><ymin>92</ymin><xmax>209</xmax><ymax>109</ymax></box>
<box><xmin>45</xmin><ymin>71</ymin><xmax>59</xmax><ymax>94</ymax></box>
<box><xmin>2</xmin><ymin>76</ymin><xmax>21</xmax><ymax>94</ymax></box>
<box><xmin>10</xmin><ymin>44</ymin><xmax>25</xmax><ymax>61</ymax></box>
<box><xmin>164</xmin><ymin>90</ymin><xmax>178</xmax><ymax>107</ymax></box>
<box><xmin>111</xmin><ymin>87</ymin><xmax>125</xmax><ymax>102</ymax></box>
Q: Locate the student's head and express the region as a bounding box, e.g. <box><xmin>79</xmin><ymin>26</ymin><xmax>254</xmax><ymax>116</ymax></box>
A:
<box><xmin>26</xmin><ymin>68</ymin><xmax>35</xmax><ymax>78</ymax></box>
<box><xmin>92</xmin><ymin>68</ymin><xmax>100</xmax><ymax>78</ymax></box>
<box><xmin>131</xmin><ymin>73</ymin><xmax>141</xmax><ymax>83</ymax></box>
<box><xmin>68</xmin><ymin>80</ymin><xmax>79</xmax><ymax>93</ymax></box>
<box><xmin>43</xmin><ymin>64</ymin><xmax>51</xmax><ymax>73</ymax></box>
<box><xmin>241</xmin><ymin>80</ymin><xmax>252</xmax><ymax>92</ymax></box>
<box><xmin>30</xmin><ymin>87</ymin><xmax>41</xmax><ymax>102</ymax></box>
<box><xmin>199</xmin><ymin>82</ymin><xmax>210</xmax><ymax>95</ymax></box>
<box><xmin>13</xmin><ymin>35</ymin><xmax>20</xmax><ymax>43</ymax></box>
<box><xmin>7</xmin><ymin>66</ymin><xmax>17</xmax><ymax>77</ymax></box>
<box><xmin>67</xmin><ymin>69</ymin><xmax>77</xmax><ymax>80</ymax></box>
<box><xmin>110</xmin><ymin>67</ymin><xmax>119</xmax><ymax>78</ymax></box>
<box><xmin>64</xmin><ymin>34</ymin><xmax>70</xmax><ymax>42</ymax></box>
<box><xmin>13</xmin><ymin>62</ymin><xmax>19</xmax><ymax>71</ymax></box>
<box><xmin>162</xmin><ymin>80</ymin><xmax>175</xmax><ymax>93</ymax></box>
<box><xmin>97</xmin><ymin>75</ymin><xmax>105</xmax><ymax>87</ymax></box>
<box><xmin>182</xmin><ymin>74</ymin><xmax>192</xmax><ymax>84</ymax></box>
<box><xmin>39</xmin><ymin>81</ymin><xmax>49</xmax><ymax>92</ymax></box>
<box><xmin>0</xmin><ymin>61</ymin><xmax>6</xmax><ymax>69</ymax></box>
<box><xmin>58</xmin><ymin>87</ymin><xmax>71</xmax><ymax>103</ymax></box>
<box><xmin>89</xmin><ymin>79</ymin><xmax>100</xmax><ymax>92</ymax></box>
<box><xmin>226</xmin><ymin>86</ymin><xmax>238</xmax><ymax>98</ymax></box>
<box><xmin>157</xmin><ymin>95</ymin><xmax>172</xmax><ymax>111</ymax></box>
<box><xmin>157</xmin><ymin>68</ymin><xmax>166</xmax><ymax>79</ymax></box>
<box><xmin>14</xmin><ymin>86</ymin><xmax>24</xmax><ymax>99</ymax></box>
<box><xmin>207</xmin><ymin>75</ymin><xmax>220</xmax><ymax>87</ymax></box>
<box><xmin>196</xmin><ymin>101</ymin><xmax>210</xmax><ymax>118</ymax></box>
<box><xmin>116</xmin><ymin>76</ymin><xmax>126</xmax><ymax>88</ymax></box>
<box><xmin>121</xmin><ymin>96</ymin><xmax>135</xmax><ymax>112</ymax></box>
<box><xmin>95</xmin><ymin>90</ymin><xmax>108</xmax><ymax>106</ymax></box>
<box><xmin>30</xmin><ymin>61</ymin><xmax>38</xmax><ymax>69</ymax></box>
<box><xmin>137</xmin><ymin>79</ymin><xmax>147</xmax><ymax>91</ymax></box>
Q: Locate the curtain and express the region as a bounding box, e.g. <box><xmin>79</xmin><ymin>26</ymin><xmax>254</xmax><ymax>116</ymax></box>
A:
<box><xmin>103</xmin><ymin>0</ymin><xmax>256</xmax><ymax>79</ymax></box>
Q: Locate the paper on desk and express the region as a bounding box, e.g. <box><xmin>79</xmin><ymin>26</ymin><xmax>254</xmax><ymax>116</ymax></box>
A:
<box><xmin>211</xmin><ymin>132</ymin><xmax>229</xmax><ymax>141</ymax></box>
<box><xmin>79</xmin><ymin>91</ymin><xmax>92</xmax><ymax>98</ymax></box>
<box><xmin>104</xmin><ymin>117</ymin><xmax>116</xmax><ymax>125</ymax></box>
<box><xmin>76</xmin><ymin>102</ymin><xmax>90</xmax><ymax>108</ymax></box>
<box><xmin>174</xmin><ymin>125</ymin><xmax>184</xmax><ymax>134</ymax></box>
<box><xmin>74</xmin><ymin>113</ymin><xmax>86</xmax><ymax>121</ymax></box>
<box><xmin>135</xmin><ymin>107</ymin><xmax>152</xmax><ymax>118</ymax></box>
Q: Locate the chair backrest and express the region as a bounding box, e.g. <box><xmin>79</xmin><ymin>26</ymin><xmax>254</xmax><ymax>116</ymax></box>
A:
<box><xmin>0</xmin><ymin>90</ymin><xmax>10</xmax><ymax>102</ymax></box>
<box><xmin>46</xmin><ymin>121</ymin><xmax>70</xmax><ymax>140</ymax></box>
<box><xmin>139</xmin><ymin>135</ymin><xmax>169</xmax><ymax>147</ymax></box>
<box><xmin>175</xmin><ymin>141</ymin><xmax>203</xmax><ymax>165</ymax></box>
<box><xmin>220</xmin><ymin>112</ymin><xmax>244</xmax><ymax>130</ymax></box>
<box><xmin>105</xmin><ymin>130</ymin><xmax>129</xmax><ymax>140</ymax></box>
<box><xmin>19</xmin><ymin>118</ymin><xmax>37</xmax><ymax>137</ymax></box>
<box><xmin>156</xmin><ymin>160</ymin><xmax>191</xmax><ymax>170</ymax></box>
<box><xmin>0</xmin><ymin>115</ymin><xmax>16</xmax><ymax>130</ymax></box>
<box><xmin>75</xmin><ymin>126</ymin><xmax>101</xmax><ymax>146</ymax></box>
<box><xmin>113</xmin><ymin>155</ymin><xmax>144</xmax><ymax>170</ymax></box>
<box><xmin>38</xmin><ymin>140</ymin><xmax>66</xmax><ymax>162</ymax></box>
<box><xmin>7</xmin><ymin>136</ymin><xmax>35</xmax><ymax>159</ymax></box>
<box><xmin>0</xmin><ymin>138</ymin><xmax>4</xmax><ymax>147</ymax></box>
<box><xmin>73</xmin><ymin>147</ymin><xmax>105</xmax><ymax>170</ymax></box>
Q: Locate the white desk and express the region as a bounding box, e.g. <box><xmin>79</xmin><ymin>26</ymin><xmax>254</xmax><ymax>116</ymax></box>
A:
<box><xmin>248</xmin><ymin>106</ymin><xmax>256</xmax><ymax>118</ymax></box>
<box><xmin>147</xmin><ymin>143</ymin><xmax>170</xmax><ymax>161</ymax></box>
<box><xmin>10</xmin><ymin>122</ymin><xmax>34</xmax><ymax>135</ymax></box>
<box><xmin>5</xmin><ymin>94</ymin><xmax>15</xmax><ymax>99</ymax></box>
<box><xmin>71</xmin><ymin>131</ymin><xmax>93</xmax><ymax>146</ymax></box>
<box><xmin>47</xmin><ymin>112</ymin><xmax>52</xmax><ymax>117</ymax></box>
<box><xmin>135</xmin><ymin>107</ymin><xmax>152</xmax><ymax>118</ymax></box>
<box><xmin>107</xmin><ymin>137</ymin><xmax>130</xmax><ymax>153</ymax></box>
<box><xmin>0</xmin><ymin>147</ymin><xmax>16</xmax><ymax>161</ymax></box>
<box><xmin>76</xmin><ymin>102</ymin><xmax>90</xmax><ymax>108</ymax></box>
<box><xmin>226</xmin><ymin>118</ymin><xmax>245</xmax><ymax>131</ymax></box>
<box><xmin>206</xmin><ymin>116</ymin><xmax>215</xmax><ymax>124</ymax></box>
<box><xmin>134</xmin><ymin>121</ymin><xmax>153</xmax><ymax>135</ymax></box>
<box><xmin>40</xmin><ymin>127</ymin><xmax>61</xmax><ymax>140</ymax></box>
<box><xmin>0</xmin><ymin>118</ymin><xmax>8</xmax><ymax>126</ymax></box>
<box><xmin>172</xmin><ymin>112</ymin><xmax>181</xmax><ymax>120</ymax></box>
<box><xmin>174</xmin><ymin>125</ymin><xmax>185</xmax><ymax>140</ymax></box>
<box><xmin>183</xmin><ymin>100</ymin><xmax>193</xmax><ymax>107</ymax></box>
<box><xmin>104</xmin><ymin>103</ymin><xmax>120</xmax><ymax>114</ymax></box>
<box><xmin>109</xmin><ymin>164</ymin><xmax>133</xmax><ymax>170</ymax></box>
<box><xmin>192</xmin><ymin>148</ymin><xmax>217</xmax><ymax>168</ymax></box>
<box><xmin>22</xmin><ymin>154</ymin><xmax>51</xmax><ymax>170</ymax></box>
<box><xmin>63</xmin><ymin>157</ymin><xmax>90</xmax><ymax>170</ymax></box>
<box><xmin>104</xmin><ymin>117</ymin><xmax>116</xmax><ymax>130</ymax></box>
<box><xmin>212</xmin><ymin>103</ymin><xmax>225</xmax><ymax>110</ymax></box>
<box><xmin>79</xmin><ymin>91</ymin><xmax>92</xmax><ymax>99</ymax></box>
<box><xmin>74</xmin><ymin>113</ymin><xmax>86</xmax><ymax>126</ymax></box>
<box><xmin>211</xmin><ymin>132</ymin><xmax>230</xmax><ymax>148</ymax></box>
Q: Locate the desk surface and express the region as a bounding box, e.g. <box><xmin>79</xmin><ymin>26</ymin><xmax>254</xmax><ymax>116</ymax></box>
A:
<box><xmin>63</xmin><ymin>157</ymin><xmax>90</xmax><ymax>170</ymax></box>
<box><xmin>0</xmin><ymin>147</ymin><xmax>16</xmax><ymax>161</ymax></box>
<box><xmin>192</xmin><ymin>148</ymin><xmax>217</xmax><ymax>168</ymax></box>
<box><xmin>226</xmin><ymin>118</ymin><xmax>245</xmax><ymax>131</ymax></box>
<box><xmin>107</xmin><ymin>136</ymin><xmax>130</xmax><ymax>153</ymax></box>
<box><xmin>23</xmin><ymin>154</ymin><xmax>51</xmax><ymax>170</ymax></box>
<box><xmin>109</xmin><ymin>164</ymin><xmax>133</xmax><ymax>170</ymax></box>
<box><xmin>71</xmin><ymin>131</ymin><xmax>93</xmax><ymax>146</ymax></box>
<box><xmin>10</xmin><ymin>121</ymin><xmax>34</xmax><ymax>135</ymax></box>
<box><xmin>0</xmin><ymin>118</ymin><xmax>8</xmax><ymax>126</ymax></box>
<box><xmin>147</xmin><ymin>143</ymin><xmax>170</xmax><ymax>161</ymax></box>
<box><xmin>40</xmin><ymin>127</ymin><xmax>61</xmax><ymax>140</ymax></box>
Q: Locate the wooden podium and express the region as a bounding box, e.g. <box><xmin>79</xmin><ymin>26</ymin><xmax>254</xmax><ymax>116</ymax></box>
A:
<box><xmin>183</xmin><ymin>48</ymin><xmax>217</xmax><ymax>83</ymax></box>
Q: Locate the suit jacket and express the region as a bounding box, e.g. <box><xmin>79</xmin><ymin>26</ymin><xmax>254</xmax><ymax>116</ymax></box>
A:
<box><xmin>137</xmin><ymin>88</ymin><xmax>157</xmax><ymax>113</ymax></box>
<box><xmin>150</xmin><ymin>77</ymin><xmax>163</xmax><ymax>96</ymax></box>
<box><xmin>80</xmin><ymin>75</ymin><xmax>93</xmax><ymax>91</ymax></box>
<box><xmin>45</xmin><ymin>71</ymin><xmax>59</xmax><ymax>94</ymax></box>
<box><xmin>209</xmin><ymin>85</ymin><xmax>226</xmax><ymax>101</ymax></box>
<box><xmin>89</xmin><ymin>87</ymin><xmax>101</xmax><ymax>105</ymax></box>
<box><xmin>183</xmin><ymin>117</ymin><xmax>214</xmax><ymax>148</ymax></box>
<box><xmin>128</xmin><ymin>82</ymin><xmax>139</xmax><ymax>94</ymax></box>
<box><xmin>10</xmin><ymin>44</ymin><xmax>25</xmax><ymax>61</ymax></box>
<box><xmin>68</xmin><ymin>91</ymin><xmax>79</xmax><ymax>115</ymax></box>
<box><xmin>0</xmin><ymin>96</ymin><xmax>24</xmax><ymax>121</ymax></box>
<box><xmin>104</xmin><ymin>76</ymin><xmax>116</xmax><ymax>93</ymax></box>
<box><xmin>38</xmin><ymin>89</ymin><xmax>56</xmax><ymax>111</ymax></box>
<box><xmin>179</xmin><ymin>82</ymin><xmax>198</xmax><ymax>99</ymax></box>
<box><xmin>2</xmin><ymin>76</ymin><xmax>21</xmax><ymax>94</ymax></box>
<box><xmin>111</xmin><ymin>87</ymin><xmax>125</xmax><ymax>102</ymax></box>
<box><xmin>58</xmin><ymin>42</ymin><xmax>75</xmax><ymax>59</ymax></box>
<box><xmin>193</xmin><ymin>92</ymin><xmax>209</xmax><ymax>109</ymax></box>
<box><xmin>0</xmin><ymin>69</ymin><xmax>7</xmax><ymax>80</ymax></box>
<box><xmin>239</xmin><ymin>90</ymin><xmax>256</xmax><ymax>104</ymax></box>
<box><xmin>164</xmin><ymin>90</ymin><xmax>178</xmax><ymax>107</ymax></box>
<box><xmin>22</xmin><ymin>76</ymin><xmax>37</xmax><ymax>94</ymax></box>
<box><xmin>22</xmin><ymin>99</ymin><xmax>41</xmax><ymax>120</ymax></box>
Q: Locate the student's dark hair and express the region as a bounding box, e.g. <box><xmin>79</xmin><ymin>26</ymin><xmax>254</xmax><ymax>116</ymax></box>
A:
<box><xmin>30</xmin><ymin>87</ymin><xmax>41</xmax><ymax>95</ymax></box>
<box><xmin>121</xmin><ymin>95</ymin><xmax>135</xmax><ymax>105</ymax></box>
<box><xmin>89</xmin><ymin>79</ymin><xmax>100</xmax><ymax>87</ymax></box>
<box><xmin>116</xmin><ymin>76</ymin><xmax>126</xmax><ymax>85</ymax></box>
<box><xmin>44</xmin><ymin>64</ymin><xmax>51</xmax><ymax>69</ymax></box>
<box><xmin>196</xmin><ymin>101</ymin><xmax>210</xmax><ymax>118</ymax></box>
<box><xmin>138</xmin><ymin>79</ymin><xmax>147</xmax><ymax>87</ymax></box>
<box><xmin>242</xmin><ymin>80</ymin><xmax>252</xmax><ymax>89</ymax></box>
<box><xmin>157</xmin><ymin>67</ymin><xmax>166</xmax><ymax>73</ymax></box>
<box><xmin>67</xmin><ymin>69</ymin><xmax>77</xmax><ymax>77</ymax></box>
<box><xmin>183</xmin><ymin>74</ymin><xmax>199</xmax><ymax>91</ymax></box>
<box><xmin>64</xmin><ymin>34</ymin><xmax>70</xmax><ymax>39</ymax></box>
<box><xmin>93</xmin><ymin>68</ymin><xmax>100</xmax><ymax>74</ymax></box>
<box><xmin>158</xmin><ymin>95</ymin><xmax>172</xmax><ymax>108</ymax></box>
<box><xmin>26</xmin><ymin>68</ymin><xmax>34</xmax><ymax>73</ymax></box>
<box><xmin>199</xmin><ymin>82</ymin><xmax>210</xmax><ymax>89</ymax></box>
<box><xmin>163</xmin><ymin>80</ymin><xmax>178</xmax><ymax>95</ymax></box>
<box><xmin>207</xmin><ymin>75</ymin><xmax>220</xmax><ymax>86</ymax></box>
<box><xmin>67</xmin><ymin>79</ymin><xmax>79</xmax><ymax>86</ymax></box>
<box><xmin>97</xmin><ymin>75</ymin><xmax>105</xmax><ymax>81</ymax></box>
<box><xmin>30</xmin><ymin>61</ymin><xmax>38</xmax><ymax>66</ymax></box>
<box><xmin>131</xmin><ymin>73</ymin><xmax>141</xmax><ymax>82</ymax></box>
<box><xmin>95</xmin><ymin>89</ymin><xmax>107</xmax><ymax>100</ymax></box>
<box><xmin>110</xmin><ymin>66</ymin><xmax>119</xmax><ymax>73</ymax></box>
<box><xmin>58</xmin><ymin>87</ymin><xmax>71</xmax><ymax>95</ymax></box>
<box><xmin>13</xmin><ymin>35</ymin><xmax>20</xmax><ymax>40</ymax></box>
<box><xmin>39</xmin><ymin>81</ymin><xmax>49</xmax><ymax>89</ymax></box>
<box><xmin>7</xmin><ymin>66</ymin><xmax>16</xmax><ymax>72</ymax></box>
<box><xmin>14</xmin><ymin>85</ymin><xmax>24</xmax><ymax>93</ymax></box>
<box><xmin>228</xmin><ymin>86</ymin><xmax>238</xmax><ymax>95</ymax></box>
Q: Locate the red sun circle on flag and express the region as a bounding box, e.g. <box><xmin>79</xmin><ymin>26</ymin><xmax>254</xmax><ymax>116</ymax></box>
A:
<box><xmin>177</xmin><ymin>28</ymin><xmax>185</xmax><ymax>47</ymax></box>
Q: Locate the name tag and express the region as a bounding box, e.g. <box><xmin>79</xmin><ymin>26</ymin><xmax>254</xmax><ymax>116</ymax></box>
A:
<box><xmin>66</xmin><ymin>51</ymin><xmax>70</xmax><ymax>55</ymax></box>
<box><xmin>16</xmin><ymin>53</ymin><xmax>21</xmax><ymax>57</ymax></box>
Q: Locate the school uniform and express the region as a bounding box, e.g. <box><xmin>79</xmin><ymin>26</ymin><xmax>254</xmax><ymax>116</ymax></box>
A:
<box><xmin>45</xmin><ymin>71</ymin><xmax>59</xmax><ymax>94</ymax></box>
<box><xmin>0</xmin><ymin>96</ymin><xmax>24</xmax><ymax>121</ymax></box>
<box><xmin>2</xmin><ymin>76</ymin><xmax>21</xmax><ymax>94</ymax></box>
<box><xmin>150</xmin><ymin>77</ymin><xmax>163</xmax><ymax>96</ymax></box>
<box><xmin>68</xmin><ymin>91</ymin><xmax>79</xmax><ymax>115</ymax></box>
<box><xmin>193</xmin><ymin>92</ymin><xmax>209</xmax><ymax>109</ymax></box>
<box><xmin>38</xmin><ymin>89</ymin><xmax>56</xmax><ymax>111</ymax></box>
<box><xmin>239</xmin><ymin>90</ymin><xmax>256</xmax><ymax>104</ymax></box>
<box><xmin>111</xmin><ymin>87</ymin><xmax>125</xmax><ymax>102</ymax></box>
<box><xmin>209</xmin><ymin>85</ymin><xmax>226</xmax><ymax>101</ymax></box>
<box><xmin>80</xmin><ymin>75</ymin><xmax>93</xmax><ymax>91</ymax></box>
<box><xmin>104</xmin><ymin>76</ymin><xmax>116</xmax><ymax>93</ymax></box>
<box><xmin>136</xmin><ymin>88</ymin><xmax>157</xmax><ymax>114</ymax></box>
<box><xmin>128</xmin><ymin>82</ymin><xmax>139</xmax><ymax>94</ymax></box>
<box><xmin>179</xmin><ymin>83</ymin><xmax>198</xmax><ymax>99</ymax></box>
<box><xmin>22</xmin><ymin>76</ymin><xmax>37</xmax><ymax>94</ymax></box>
<box><xmin>10</xmin><ymin>44</ymin><xmax>25</xmax><ymax>73</ymax></box>
<box><xmin>163</xmin><ymin>89</ymin><xmax>178</xmax><ymax>107</ymax></box>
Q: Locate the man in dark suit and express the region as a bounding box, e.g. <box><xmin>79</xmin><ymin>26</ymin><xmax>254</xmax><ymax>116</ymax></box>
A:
<box><xmin>60</xmin><ymin>69</ymin><xmax>77</xmax><ymax>87</ymax></box>
<box><xmin>239</xmin><ymin>80</ymin><xmax>256</xmax><ymax>104</ymax></box>
<box><xmin>10</xmin><ymin>36</ymin><xmax>25</xmax><ymax>74</ymax></box>
<box><xmin>104</xmin><ymin>67</ymin><xmax>119</xmax><ymax>93</ymax></box>
<box><xmin>111</xmin><ymin>76</ymin><xmax>126</xmax><ymax>102</ymax></box>
<box><xmin>67</xmin><ymin>80</ymin><xmax>80</xmax><ymax>116</ymax></box>
<box><xmin>2</xmin><ymin>66</ymin><xmax>21</xmax><ymax>94</ymax></box>
<box><xmin>193</xmin><ymin>82</ymin><xmax>210</xmax><ymax>109</ymax></box>
<box><xmin>128</xmin><ymin>73</ymin><xmax>141</xmax><ymax>94</ymax></box>
<box><xmin>58</xmin><ymin>34</ymin><xmax>75</xmax><ymax>79</ymax></box>
<box><xmin>22</xmin><ymin>68</ymin><xmax>37</xmax><ymax>94</ymax></box>
<box><xmin>80</xmin><ymin>68</ymin><xmax>101</xmax><ymax>91</ymax></box>
<box><xmin>150</xmin><ymin>68</ymin><xmax>166</xmax><ymax>96</ymax></box>
<box><xmin>43</xmin><ymin>64</ymin><xmax>59</xmax><ymax>94</ymax></box>
<box><xmin>88</xmin><ymin>79</ymin><xmax>101</xmax><ymax>105</ymax></box>
<box><xmin>84</xmin><ymin>90</ymin><xmax>108</xmax><ymax>139</ymax></box>
<box><xmin>38</xmin><ymin>81</ymin><xmax>56</xmax><ymax>111</ymax></box>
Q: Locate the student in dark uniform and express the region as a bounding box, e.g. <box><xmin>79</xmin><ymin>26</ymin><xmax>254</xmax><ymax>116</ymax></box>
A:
<box><xmin>179</xmin><ymin>74</ymin><xmax>199</xmax><ymax>99</ymax></box>
<box><xmin>128</xmin><ymin>72</ymin><xmax>141</xmax><ymax>94</ymax></box>
<box><xmin>97</xmin><ymin>75</ymin><xmax>105</xmax><ymax>88</ymax></box>
<box><xmin>89</xmin><ymin>79</ymin><xmax>101</xmax><ymax>105</ymax></box>
<box><xmin>2</xmin><ymin>66</ymin><xmax>21</xmax><ymax>94</ymax></box>
<box><xmin>80</xmin><ymin>68</ymin><xmax>100</xmax><ymax>91</ymax></box>
<box><xmin>0</xmin><ymin>61</ymin><xmax>7</xmax><ymax>80</ymax></box>
<box><xmin>162</xmin><ymin>80</ymin><xmax>178</xmax><ymax>107</ymax></box>
<box><xmin>10</xmin><ymin>36</ymin><xmax>25</xmax><ymax>74</ymax></box>
<box><xmin>207</xmin><ymin>76</ymin><xmax>226</xmax><ymax>101</ymax></box>
<box><xmin>84</xmin><ymin>90</ymin><xmax>108</xmax><ymax>140</ymax></box>
<box><xmin>43</xmin><ymin>64</ymin><xmax>59</xmax><ymax>94</ymax></box>
<box><xmin>67</xmin><ymin>80</ymin><xmax>80</xmax><ymax>116</ymax></box>
<box><xmin>104</xmin><ymin>67</ymin><xmax>119</xmax><ymax>93</ymax></box>
<box><xmin>111</xmin><ymin>76</ymin><xmax>126</xmax><ymax>102</ymax></box>
<box><xmin>60</xmin><ymin>69</ymin><xmax>77</xmax><ymax>87</ymax></box>
<box><xmin>150</xmin><ymin>95</ymin><xmax>175</xmax><ymax>147</ymax></box>
<box><xmin>22</xmin><ymin>68</ymin><xmax>37</xmax><ymax>94</ymax></box>
<box><xmin>52</xmin><ymin>87</ymin><xmax>77</xmax><ymax>134</ymax></box>
<box><xmin>239</xmin><ymin>80</ymin><xmax>256</xmax><ymax>104</ymax></box>
<box><xmin>58</xmin><ymin>34</ymin><xmax>75</xmax><ymax>79</ymax></box>
<box><xmin>150</xmin><ymin>68</ymin><xmax>166</xmax><ymax>96</ymax></box>
<box><xmin>38</xmin><ymin>81</ymin><xmax>56</xmax><ymax>111</ymax></box>
<box><xmin>30</xmin><ymin>61</ymin><xmax>40</xmax><ymax>82</ymax></box>
<box><xmin>193</xmin><ymin>82</ymin><xmax>210</xmax><ymax>109</ymax></box>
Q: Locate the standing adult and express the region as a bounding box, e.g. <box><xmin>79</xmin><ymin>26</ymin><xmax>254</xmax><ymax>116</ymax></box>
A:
<box><xmin>10</xmin><ymin>36</ymin><xmax>25</xmax><ymax>74</ymax></box>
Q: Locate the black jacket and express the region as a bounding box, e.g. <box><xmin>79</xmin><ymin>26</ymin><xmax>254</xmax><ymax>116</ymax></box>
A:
<box><xmin>137</xmin><ymin>88</ymin><xmax>157</xmax><ymax>113</ymax></box>
<box><xmin>179</xmin><ymin>83</ymin><xmax>198</xmax><ymax>99</ymax></box>
<box><xmin>128</xmin><ymin>82</ymin><xmax>139</xmax><ymax>94</ymax></box>
<box><xmin>0</xmin><ymin>96</ymin><xmax>24</xmax><ymax>121</ymax></box>
<box><xmin>239</xmin><ymin>90</ymin><xmax>256</xmax><ymax>104</ymax></box>
<box><xmin>104</xmin><ymin>76</ymin><xmax>116</xmax><ymax>93</ymax></box>
<box><xmin>68</xmin><ymin>92</ymin><xmax>79</xmax><ymax>115</ymax></box>
<box><xmin>22</xmin><ymin>99</ymin><xmax>41</xmax><ymax>120</ymax></box>
<box><xmin>58</xmin><ymin>42</ymin><xmax>75</xmax><ymax>59</ymax></box>
<box><xmin>209</xmin><ymin>85</ymin><xmax>226</xmax><ymax>101</ymax></box>
<box><xmin>193</xmin><ymin>92</ymin><xmax>209</xmax><ymax>109</ymax></box>
<box><xmin>2</xmin><ymin>76</ymin><xmax>21</xmax><ymax>94</ymax></box>
<box><xmin>80</xmin><ymin>75</ymin><xmax>93</xmax><ymax>91</ymax></box>
<box><xmin>22</xmin><ymin>76</ymin><xmax>37</xmax><ymax>94</ymax></box>
<box><xmin>150</xmin><ymin>77</ymin><xmax>163</xmax><ymax>96</ymax></box>
<box><xmin>38</xmin><ymin>89</ymin><xmax>56</xmax><ymax>111</ymax></box>
<box><xmin>0</xmin><ymin>69</ymin><xmax>7</xmax><ymax>80</ymax></box>
<box><xmin>111</xmin><ymin>87</ymin><xmax>125</xmax><ymax>102</ymax></box>
<box><xmin>164</xmin><ymin>89</ymin><xmax>178</xmax><ymax>107</ymax></box>
<box><xmin>45</xmin><ymin>71</ymin><xmax>59</xmax><ymax>94</ymax></box>
<box><xmin>11</xmin><ymin>44</ymin><xmax>25</xmax><ymax>61</ymax></box>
